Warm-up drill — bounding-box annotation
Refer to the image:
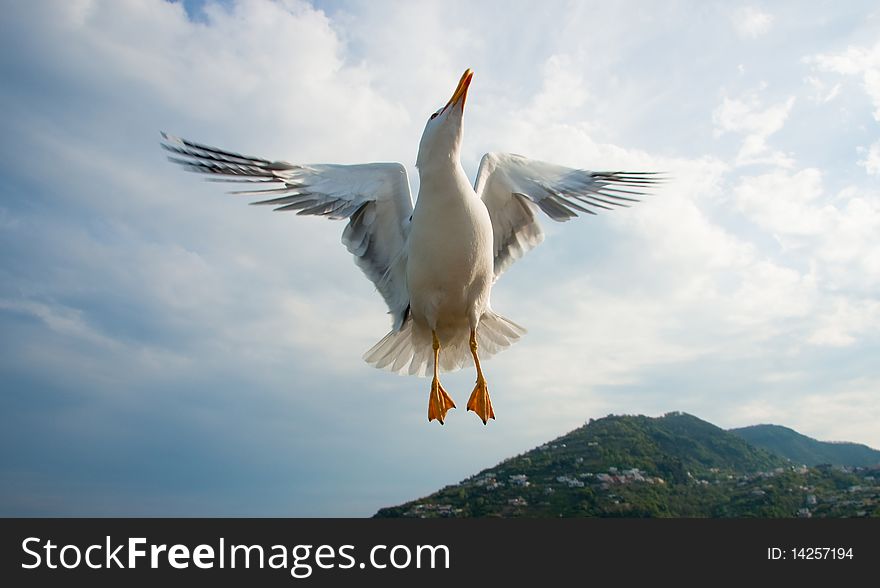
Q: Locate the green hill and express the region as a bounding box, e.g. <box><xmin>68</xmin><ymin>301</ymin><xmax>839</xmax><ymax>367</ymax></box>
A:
<box><xmin>730</xmin><ymin>424</ymin><xmax>880</xmax><ymax>467</ymax></box>
<box><xmin>375</xmin><ymin>412</ymin><xmax>880</xmax><ymax>518</ymax></box>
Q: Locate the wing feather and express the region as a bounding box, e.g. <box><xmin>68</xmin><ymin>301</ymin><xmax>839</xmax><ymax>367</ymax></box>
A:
<box><xmin>475</xmin><ymin>152</ymin><xmax>661</xmax><ymax>277</ymax></box>
<box><xmin>161</xmin><ymin>132</ymin><xmax>414</xmax><ymax>330</ymax></box>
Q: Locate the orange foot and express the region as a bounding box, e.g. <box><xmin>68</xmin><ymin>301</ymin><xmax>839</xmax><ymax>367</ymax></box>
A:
<box><xmin>428</xmin><ymin>376</ymin><xmax>456</xmax><ymax>424</ymax></box>
<box><xmin>466</xmin><ymin>376</ymin><xmax>495</xmax><ymax>425</ymax></box>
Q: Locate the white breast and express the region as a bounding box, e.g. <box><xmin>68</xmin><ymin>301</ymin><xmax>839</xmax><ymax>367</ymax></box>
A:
<box><xmin>406</xmin><ymin>165</ymin><xmax>494</xmax><ymax>340</ymax></box>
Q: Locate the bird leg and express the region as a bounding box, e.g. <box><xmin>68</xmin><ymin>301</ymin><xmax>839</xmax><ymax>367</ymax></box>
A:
<box><xmin>466</xmin><ymin>329</ymin><xmax>495</xmax><ymax>424</ymax></box>
<box><xmin>428</xmin><ymin>330</ymin><xmax>456</xmax><ymax>424</ymax></box>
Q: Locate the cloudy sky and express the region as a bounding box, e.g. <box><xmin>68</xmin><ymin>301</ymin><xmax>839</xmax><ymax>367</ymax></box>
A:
<box><xmin>1</xmin><ymin>0</ymin><xmax>878</xmax><ymax>516</ymax></box>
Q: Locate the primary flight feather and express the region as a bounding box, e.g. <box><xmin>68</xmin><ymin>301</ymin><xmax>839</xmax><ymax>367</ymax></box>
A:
<box><xmin>162</xmin><ymin>69</ymin><xmax>660</xmax><ymax>425</ymax></box>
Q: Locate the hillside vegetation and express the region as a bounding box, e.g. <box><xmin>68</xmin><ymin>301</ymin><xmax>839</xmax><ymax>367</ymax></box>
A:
<box><xmin>376</xmin><ymin>413</ymin><xmax>880</xmax><ymax>518</ymax></box>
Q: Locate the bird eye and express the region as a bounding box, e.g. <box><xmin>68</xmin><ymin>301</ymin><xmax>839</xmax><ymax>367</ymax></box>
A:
<box><xmin>430</xmin><ymin>112</ymin><xmax>439</xmax><ymax>120</ymax></box>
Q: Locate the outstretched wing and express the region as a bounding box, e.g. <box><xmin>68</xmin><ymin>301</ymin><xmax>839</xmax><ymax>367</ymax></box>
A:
<box><xmin>474</xmin><ymin>152</ymin><xmax>660</xmax><ymax>278</ymax></box>
<box><xmin>161</xmin><ymin>133</ymin><xmax>413</xmax><ymax>330</ymax></box>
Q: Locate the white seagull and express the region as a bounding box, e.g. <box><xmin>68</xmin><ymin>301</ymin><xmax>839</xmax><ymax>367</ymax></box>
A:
<box><xmin>162</xmin><ymin>69</ymin><xmax>660</xmax><ymax>425</ymax></box>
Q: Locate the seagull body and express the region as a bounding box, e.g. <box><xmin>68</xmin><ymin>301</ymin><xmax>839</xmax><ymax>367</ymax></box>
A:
<box><xmin>404</xmin><ymin>100</ymin><xmax>497</xmax><ymax>421</ymax></box>
<box><xmin>406</xmin><ymin>162</ymin><xmax>493</xmax><ymax>360</ymax></box>
<box><xmin>162</xmin><ymin>69</ymin><xmax>659</xmax><ymax>424</ymax></box>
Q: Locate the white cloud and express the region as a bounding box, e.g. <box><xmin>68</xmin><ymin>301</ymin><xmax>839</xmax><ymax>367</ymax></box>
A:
<box><xmin>808</xmin><ymin>40</ymin><xmax>880</xmax><ymax>121</ymax></box>
<box><xmin>523</xmin><ymin>55</ymin><xmax>590</xmax><ymax>125</ymax></box>
<box><xmin>734</xmin><ymin>168</ymin><xmax>826</xmax><ymax>236</ymax></box>
<box><xmin>713</xmin><ymin>89</ymin><xmax>796</xmax><ymax>167</ymax></box>
<box><xmin>859</xmin><ymin>140</ymin><xmax>880</xmax><ymax>175</ymax></box>
<box><xmin>808</xmin><ymin>298</ymin><xmax>880</xmax><ymax>347</ymax></box>
<box><xmin>734</xmin><ymin>169</ymin><xmax>880</xmax><ymax>291</ymax></box>
<box><xmin>733</xmin><ymin>7</ymin><xmax>774</xmax><ymax>38</ymax></box>
<box><xmin>804</xmin><ymin>75</ymin><xmax>841</xmax><ymax>104</ymax></box>
<box><xmin>0</xmin><ymin>298</ymin><xmax>117</xmax><ymax>349</ymax></box>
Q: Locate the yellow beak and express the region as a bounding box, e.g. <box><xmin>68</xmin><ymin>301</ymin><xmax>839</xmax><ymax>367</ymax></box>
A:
<box><xmin>446</xmin><ymin>68</ymin><xmax>474</xmax><ymax>110</ymax></box>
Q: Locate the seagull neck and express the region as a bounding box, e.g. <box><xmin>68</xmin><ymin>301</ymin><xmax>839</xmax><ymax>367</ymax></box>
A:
<box><xmin>417</xmin><ymin>159</ymin><xmax>467</xmax><ymax>186</ymax></box>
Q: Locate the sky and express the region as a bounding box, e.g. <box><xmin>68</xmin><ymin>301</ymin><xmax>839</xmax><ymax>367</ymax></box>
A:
<box><xmin>1</xmin><ymin>0</ymin><xmax>878</xmax><ymax>516</ymax></box>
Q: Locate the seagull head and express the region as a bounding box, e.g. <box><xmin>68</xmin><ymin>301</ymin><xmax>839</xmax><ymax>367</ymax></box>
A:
<box><xmin>416</xmin><ymin>68</ymin><xmax>473</xmax><ymax>171</ymax></box>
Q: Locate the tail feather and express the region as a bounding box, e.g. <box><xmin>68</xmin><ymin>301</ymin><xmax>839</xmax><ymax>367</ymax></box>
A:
<box><xmin>363</xmin><ymin>311</ymin><xmax>526</xmax><ymax>377</ymax></box>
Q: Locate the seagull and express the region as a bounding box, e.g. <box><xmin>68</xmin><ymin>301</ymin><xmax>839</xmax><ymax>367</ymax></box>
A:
<box><xmin>161</xmin><ymin>69</ymin><xmax>660</xmax><ymax>425</ymax></box>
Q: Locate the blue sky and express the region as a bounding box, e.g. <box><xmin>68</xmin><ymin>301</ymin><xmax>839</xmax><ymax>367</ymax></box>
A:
<box><xmin>1</xmin><ymin>0</ymin><xmax>879</xmax><ymax>516</ymax></box>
